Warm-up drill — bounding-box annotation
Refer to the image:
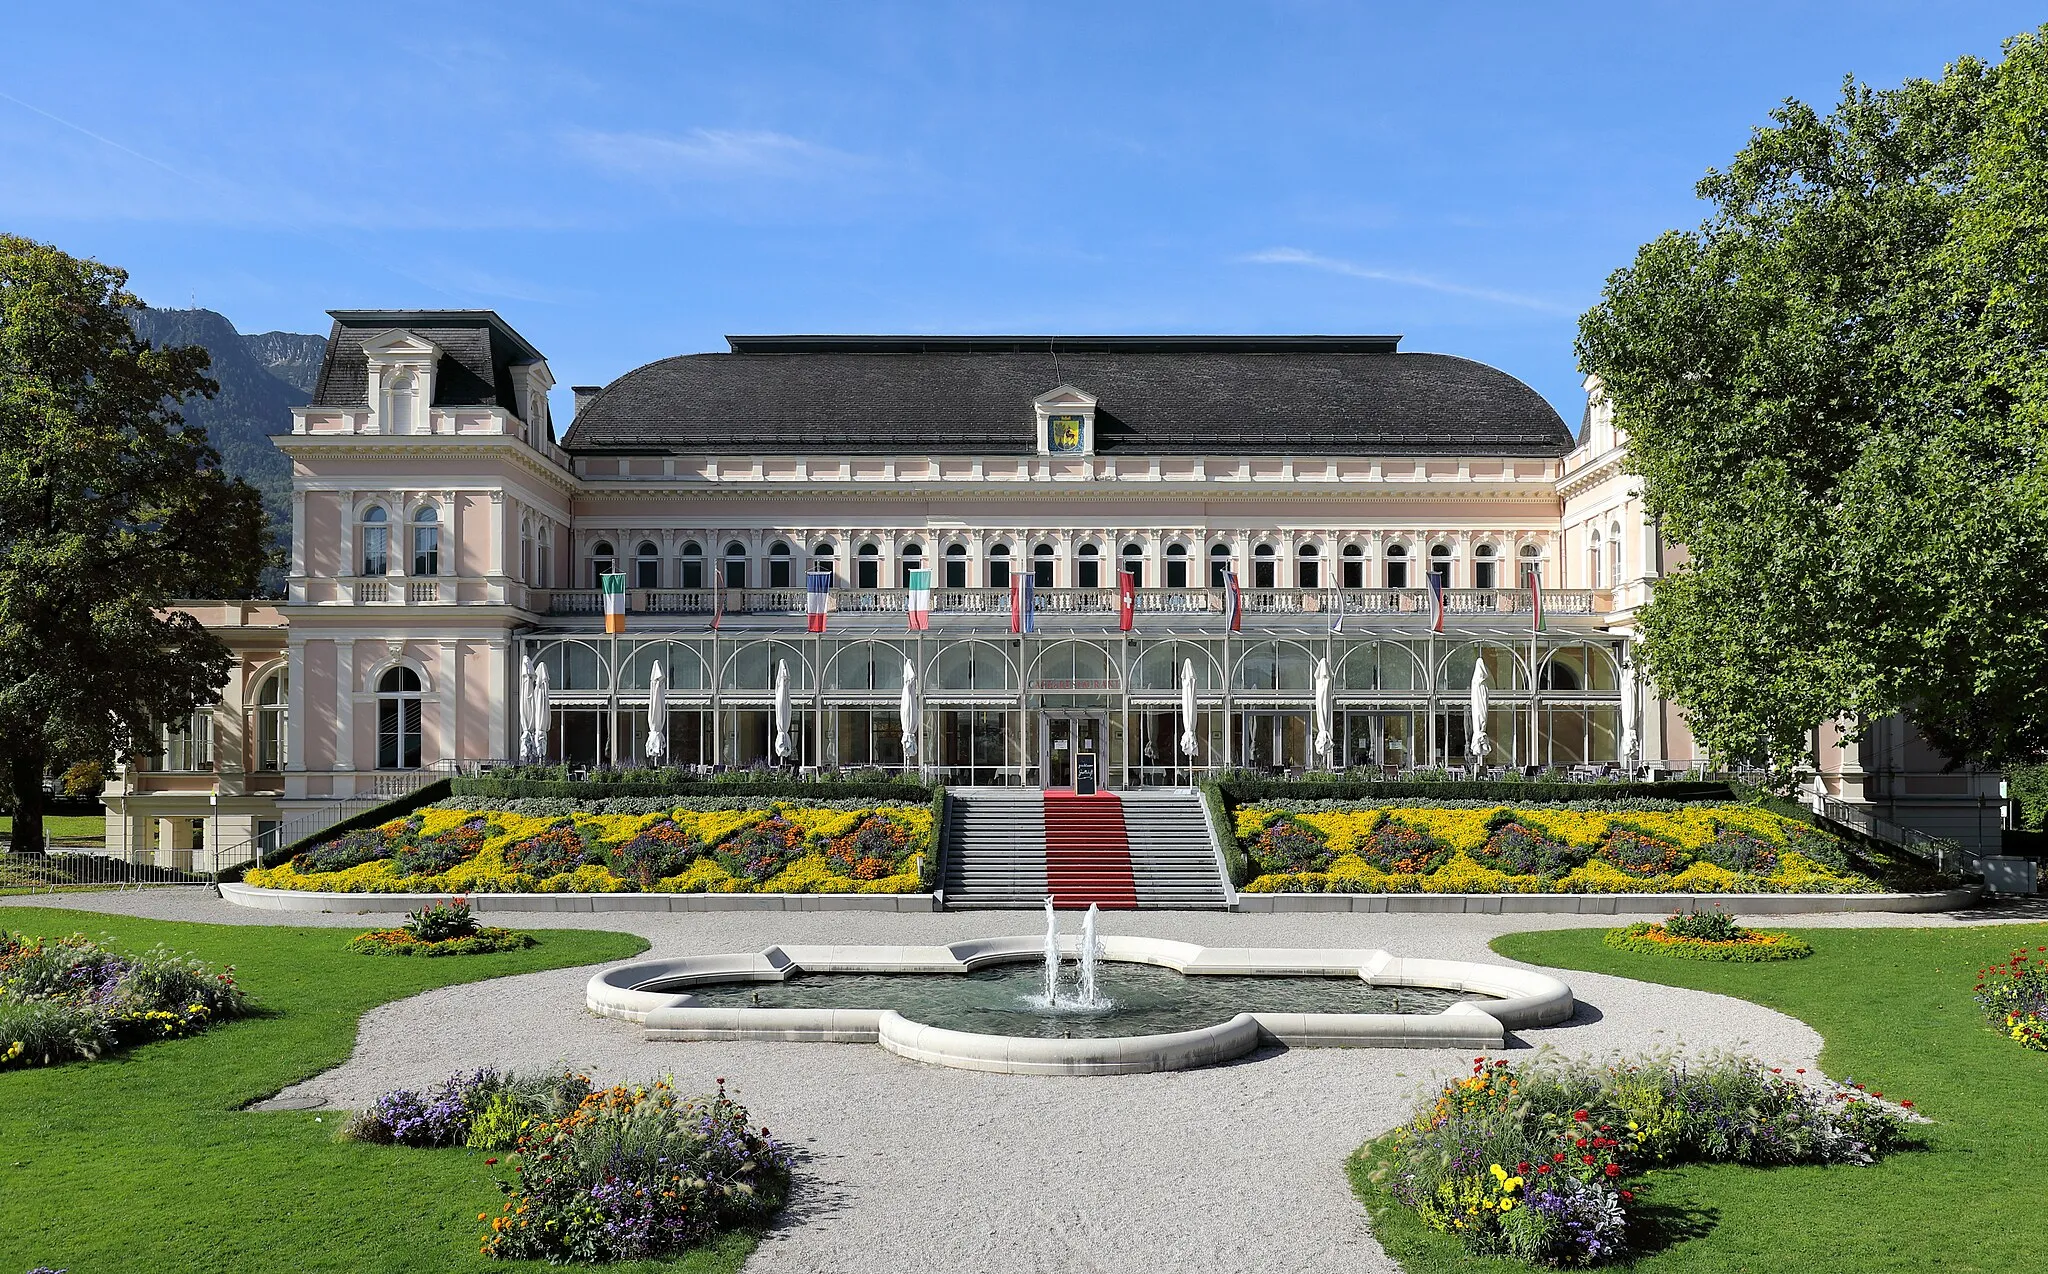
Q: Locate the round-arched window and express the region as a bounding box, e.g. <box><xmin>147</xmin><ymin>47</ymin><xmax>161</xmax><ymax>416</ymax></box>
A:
<box><xmin>375</xmin><ymin>666</ymin><xmax>423</xmax><ymax>770</ymax></box>
<box><xmin>1342</xmin><ymin>543</ymin><xmax>1364</xmax><ymax>588</ymax></box>
<box><xmin>944</xmin><ymin>543</ymin><xmax>969</xmax><ymax>589</ymax></box>
<box><xmin>635</xmin><ymin>540</ymin><xmax>660</xmax><ymax>589</ymax></box>
<box><xmin>768</xmin><ymin>541</ymin><xmax>793</xmax><ymax>588</ymax></box>
<box><xmin>1209</xmin><ymin>543</ymin><xmax>1232</xmax><ymax>587</ymax></box>
<box><xmin>986</xmin><ymin>543</ymin><xmax>1012</xmax><ymax>589</ymax></box>
<box><xmin>1473</xmin><ymin>542</ymin><xmax>1498</xmax><ymax>590</ymax></box>
<box><xmin>1164</xmin><ymin>543</ymin><xmax>1189</xmax><ymax>589</ymax></box>
<box><xmin>899</xmin><ymin>542</ymin><xmax>925</xmax><ymax>588</ymax></box>
<box><xmin>1076</xmin><ymin>543</ymin><xmax>1101</xmax><ymax>589</ymax></box>
<box><xmin>1296</xmin><ymin>542</ymin><xmax>1320</xmax><ymax>589</ymax></box>
<box><xmin>359</xmin><ymin>505</ymin><xmax>390</xmax><ymax>576</ymax></box>
<box><xmin>255</xmin><ymin>670</ymin><xmax>288</xmax><ymax>771</ymax></box>
<box><xmin>678</xmin><ymin>541</ymin><xmax>704</xmax><ymax>590</ymax></box>
<box><xmin>591</xmin><ymin>540</ymin><xmax>616</xmax><ymax>588</ymax></box>
<box><xmin>1033</xmin><ymin>543</ymin><xmax>1055</xmax><ymax>588</ymax></box>
<box><xmin>856</xmin><ymin>543</ymin><xmax>881</xmax><ymax>589</ymax></box>
<box><xmin>410</xmin><ymin>506</ymin><xmax>440</xmax><ymax>577</ymax></box>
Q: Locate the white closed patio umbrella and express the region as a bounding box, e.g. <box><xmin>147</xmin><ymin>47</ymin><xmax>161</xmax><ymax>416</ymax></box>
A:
<box><xmin>1619</xmin><ymin>653</ymin><xmax>1640</xmax><ymax>774</ymax></box>
<box><xmin>1179</xmin><ymin>659</ymin><xmax>1199</xmax><ymax>781</ymax></box>
<box><xmin>900</xmin><ymin>658</ymin><xmax>920</xmax><ymax>766</ymax></box>
<box><xmin>772</xmin><ymin>659</ymin><xmax>795</xmax><ymax>765</ymax></box>
<box><xmin>646</xmin><ymin>660</ymin><xmax>667</xmax><ymax>765</ymax></box>
<box><xmin>1313</xmin><ymin>656</ymin><xmax>1334</xmax><ymax>769</ymax></box>
<box><xmin>518</xmin><ymin>654</ymin><xmax>535</xmax><ymax>762</ymax></box>
<box><xmin>1468</xmin><ymin>656</ymin><xmax>1491</xmax><ymax>769</ymax></box>
<box><xmin>531</xmin><ymin>661</ymin><xmax>550</xmax><ymax>764</ymax></box>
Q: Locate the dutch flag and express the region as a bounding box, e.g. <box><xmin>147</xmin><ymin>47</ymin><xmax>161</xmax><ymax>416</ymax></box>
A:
<box><xmin>907</xmin><ymin>569</ymin><xmax>932</xmax><ymax>631</ymax></box>
<box><xmin>806</xmin><ymin>570</ymin><xmax>832</xmax><ymax>633</ymax></box>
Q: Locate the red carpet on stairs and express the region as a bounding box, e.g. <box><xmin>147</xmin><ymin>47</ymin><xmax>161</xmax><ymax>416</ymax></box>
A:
<box><xmin>1042</xmin><ymin>791</ymin><xmax>1138</xmax><ymax>909</ymax></box>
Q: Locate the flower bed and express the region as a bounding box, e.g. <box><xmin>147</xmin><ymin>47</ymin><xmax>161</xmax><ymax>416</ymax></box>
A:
<box><xmin>1974</xmin><ymin>945</ymin><xmax>2048</xmax><ymax>1050</ymax></box>
<box><xmin>1359</xmin><ymin>1053</ymin><xmax>1909</xmax><ymax>1266</ymax></box>
<box><xmin>347</xmin><ymin>899</ymin><xmax>538</xmax><ymax>957</ymax></box>
<box><xmin>1235</xmin><ymin>800</ymin><xmax>1876</xmax><ymax>894</ymax></box>
<box><xmin>1603</xmin><ymin>911</ymin><xmax>1814</xmax><ymax>962</ymax></box>
<box><xmin>1</xmin><ymin>929</ymin><xmax>250</xmax><ymax>1067</ymax></box>
<box><xmin>247</xmin><ymin>797</ymin><xmax>933</xmax><ymax>895</ymax></box>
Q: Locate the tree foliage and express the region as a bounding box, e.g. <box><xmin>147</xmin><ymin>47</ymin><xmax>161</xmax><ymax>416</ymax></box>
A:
<box><xmin>1578</xmin><ymin>29</ymin><xmax>2048</xmax><ymax>774</ymax></box>
<box><xmin>0</xmin><ymin>236</ymin><xmax>268</xmax><ymax>853</ymax></box>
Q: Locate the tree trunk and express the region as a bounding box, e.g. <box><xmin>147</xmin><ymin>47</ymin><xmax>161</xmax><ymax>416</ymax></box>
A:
<box><xmin>8</xmin><ymin>753</ymin><xmax>47</xmax><ymax>856</ymax></box>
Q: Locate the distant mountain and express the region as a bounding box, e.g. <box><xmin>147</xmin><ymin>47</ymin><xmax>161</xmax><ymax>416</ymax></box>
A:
<box><xmin>126</xmin><ymin>307</ymin><xmax>325</xmax><ymax>597</ymax></box>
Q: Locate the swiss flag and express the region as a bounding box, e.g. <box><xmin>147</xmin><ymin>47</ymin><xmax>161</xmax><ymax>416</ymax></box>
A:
<box><xmin>1118</xmin><ymin>569</ymin><xmax>1136</xmax><ymax>632</ymax></box>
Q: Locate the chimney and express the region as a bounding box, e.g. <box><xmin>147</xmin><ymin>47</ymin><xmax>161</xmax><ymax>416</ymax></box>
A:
<box><xmin>572</xmin><ymin>386</ymin><xmax>603</xmax><ymax>419</ymax></box>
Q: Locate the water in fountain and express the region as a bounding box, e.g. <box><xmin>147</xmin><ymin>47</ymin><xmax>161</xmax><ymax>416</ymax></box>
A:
<box><xmin>1077</xmin><ymin>903</ymin><xmax>1102</xmax><ymax>1008</ymax></box>
<box><xmin>1042</xmin><ymin>895</ymin><xmax>1061</xmax><ymax>1004</ymax></box>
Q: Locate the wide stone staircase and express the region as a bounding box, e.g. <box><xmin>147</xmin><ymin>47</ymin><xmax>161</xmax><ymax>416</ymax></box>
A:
<box><xmin>943</xmin><ymin>788</ymin><xmax>1230</xmax><ymax>910</ymax></box>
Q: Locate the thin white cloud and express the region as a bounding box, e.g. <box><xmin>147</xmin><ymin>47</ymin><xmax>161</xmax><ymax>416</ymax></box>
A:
<box><xmin>560</xmin><ymin>127</ymin><xmax>867</xmax><ymax>181</ymax></box>
<box><xmin>1241</xmin><ymin>247</ymin><xmax>1570</xmax><ymax>314</ymax></box>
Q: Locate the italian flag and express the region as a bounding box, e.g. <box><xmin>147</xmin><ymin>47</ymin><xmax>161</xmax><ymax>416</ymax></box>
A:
<box><xmin>907</xmin><ymin>569</ymin><xmax>932</xmax><ymax>631</ymax></box>
<box><xmin>602</xmin><ymin>572</ymin><xmax>627</xmax><ymax>634</ymax></box>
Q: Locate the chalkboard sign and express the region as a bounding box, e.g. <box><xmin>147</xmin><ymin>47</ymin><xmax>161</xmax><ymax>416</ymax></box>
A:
<box><xmin>1075</xmin><ymin>751</ymin><xmax>1098</xmax><ymax>796</ymax></box>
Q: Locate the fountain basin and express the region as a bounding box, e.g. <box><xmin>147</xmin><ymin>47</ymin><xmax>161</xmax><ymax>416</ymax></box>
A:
<box><xmin>587</xmin><ymin>936</ymin><xmax>1576</xmax><ymax>1075</ymax></box>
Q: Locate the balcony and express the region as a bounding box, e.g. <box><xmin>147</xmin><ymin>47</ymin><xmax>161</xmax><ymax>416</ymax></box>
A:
<box><xmin>538</xmin><ymin>586</ymin><xmax>1611</xmax><ymax>626</ymax></box>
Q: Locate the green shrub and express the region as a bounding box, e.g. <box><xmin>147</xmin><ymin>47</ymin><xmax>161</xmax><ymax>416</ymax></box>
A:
<box><xmin>1218</xmin><ymin>776</ymin><xmax>1734</xmax><ymax>807</ymax></box>
<box><xmin>346</xmin><ymin>927</ymin><xmax>536</xmax><ymax>958</ymax></box>
<box><xmin>450</xmin><ymin>772</ymin><xmax>931</xmax><ymax>803</ymax></box>
<box><xmin>1604</xmin><ymin>919</ymin><xmax>1814</xmax><ymax>961</ymax></box>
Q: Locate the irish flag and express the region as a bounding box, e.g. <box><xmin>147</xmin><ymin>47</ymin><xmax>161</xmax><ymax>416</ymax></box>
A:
<box><xmin>906</xmin><ymin>569</ymin><xmax>932</xmax><ymax>631</ymax></box>
<box><xmin>602</xmin><ymin>572</ymin><xmax>627</xmax><ymax>634</ymax></box>
<box><xmin>807</xmin><ymin>570</ymin><xmax>832</xmax><ymax>633</ymax></box>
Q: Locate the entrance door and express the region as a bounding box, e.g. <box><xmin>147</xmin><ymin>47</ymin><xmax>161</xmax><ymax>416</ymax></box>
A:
<box><xmin>1240</xmin><ymin>711</ymin><xmax>1310</xmax><ymax>772</ymax></box>
<box><xmin>1040</xmin><ymin>713</ymin><xmax>1105</xmax><ymax>790</ymax></box>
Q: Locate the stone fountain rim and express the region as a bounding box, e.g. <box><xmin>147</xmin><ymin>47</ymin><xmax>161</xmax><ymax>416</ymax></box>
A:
<box><xmin>586</xmin><ymin>936</ymin><xmax>1576</xmax><ymax>1075</ymax></box>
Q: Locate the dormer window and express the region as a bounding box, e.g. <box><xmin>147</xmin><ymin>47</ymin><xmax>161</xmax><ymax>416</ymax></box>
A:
<box><xmin>386</xmin><ymin>371</ymin><xmax>417</xmax><ymax>434</ymax></box>
<box><xmin>1033</xmin><ymin>385</ymin><xmax>1098</xmax><ymax>457</ymax></box>
<box><xmin>360</xmin><ymin>329</ymin><xmax>442</xmax><ymax>433</ymax></box>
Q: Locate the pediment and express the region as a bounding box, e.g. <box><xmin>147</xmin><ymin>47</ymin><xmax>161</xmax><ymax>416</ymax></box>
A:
<box><xmin>1033</xmin><ymin>384</ymin><xmax>1098</xmax><ymax>410</ymax></box>
<box><xmin>360</xmin><ymin>329</ymin><xmax>444</xmax><ymax>361</ymax></box>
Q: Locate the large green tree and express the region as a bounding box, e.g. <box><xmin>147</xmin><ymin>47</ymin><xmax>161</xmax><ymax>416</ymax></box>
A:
<box><xmin>0</xmin><ymin>236</ymin><xmax>268</xmax><ymax>855</ymax></box>
<box><xmin>1577</xmin><ymin>29</ymin><xmax>2048</xmax><ymax>777</ymax></box>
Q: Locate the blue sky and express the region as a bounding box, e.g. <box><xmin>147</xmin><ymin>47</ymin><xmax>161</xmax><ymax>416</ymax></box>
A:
<box><xmin>3</xmin><ymin>2</ymin><xmax>2039</xmax><ymax>423</ymax></box>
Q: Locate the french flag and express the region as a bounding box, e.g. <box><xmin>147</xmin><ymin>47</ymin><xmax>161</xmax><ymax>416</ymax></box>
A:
<box><xmin>1010</xmin><ymin>573</ymin><xmax>1036</xmax><ymax>634</ymax></box>
<box><xmin>806</xmin><ymin>570</ymin><xmax>831</xmax><ymax>633</ymax></box>
<box><xmin>1223</xmin><ymin>570</ymin><xmax>1242</xmax><ymax>633</ymax></box>
<box><xmin>1427</xmin><ymin>572</ymin><xmax>1445</xmax><ymax>633</ymax></box>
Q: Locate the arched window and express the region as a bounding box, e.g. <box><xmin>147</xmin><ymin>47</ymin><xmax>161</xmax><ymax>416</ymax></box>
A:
<box><xmin>856</xmin><ymin>543</ymin><xmax>881</xmax><ymax>589</ymax></box>
<box><xmin>1519</xmin><ymin>543</ymin><xmax>1541</xmax><ymax>588</ymax></box>
<box><xmin>375</xmin><ymin>666</ymin><xmax>422</xmax><ymax>770</ymax></box>
<box><xmin>1121</xmin><ymin>542</ymin><xmax>1143</xmax><ymax>587</ymax></box>
<box><xmin>768</xmin><ymin>541</ymin><xmax>793</xmax><ymax>589</ymax></box>
<box><xmin>1473</xmin><ymin>542</ymin><xmax>1498</xmax><ymax>590</ymax></box>
<box><xmin>410</xmin><ymin>506</ymin><xmax>440</xmax><ymax>577</ymax></box>
<box><xmin>1076</xmin><ymin>543</ymin><xmax>1101</xmax><ymax>589</ymax></box>
<box><xmin>899</xmin><ymin>542</ymin><xmax>926</xmax><ymax>588</ymax></box>
<box><xmin>536</xmin><ymin>525</ymin><xmax>553</xmax><ymax>588</ymax></box>
<box><xmin>1588</xmin><ymin>530</ymin><xmax>1603</xmax><ymax>590</ymax></box>
<box><xmin>255</xmin><ymin>670</ymin><xmax>288</xmax><ymax>771</ymax></box>
<box><xmin>1428</xmin><ymin>543</ymin><xmax>1452</xmax><ymax>588</ymax></box>
<box><xmin>678</xmin><ymin>541</ymin><xmax>704</xmax><ymax>590</ymax></box>
<box><xmin>635</xmin><ymin>540</ymin><xmax>660</xmax><ymax>590</ymax></box>
<box><xmin>944</xmin><ymin>543</ymin><xmax>969</xmax><ymax>589</ymax></box>
<box><xmin>1297</xmin><ymin>543</ymin><xmax>1320</xmax><ymax>589</ymax></box>
<box><xmin>359</xmin><ymin>506</ymin><xmax>389</xmax><ymax>577</ymax></box>
<box><xmin>519</xmin><ymin>517</ymin><xmax>534</xmax><ymax>584</ymax></box>
<box><xmin>385</xmin><ymin>371</ymin><xmax>416</xmax><ymax>433</ymax></box>
<box><xmin>1385</xmin><ymin>543</ymin><xmax>1409</xmax><ymax>589</ymax></box>
<box><xmin>723</xmin><ymin>541</ymin><xmax>748</xmax><ymax>590</ymax></box>
<box><xmin>1209</xmin><ymin>543</ymin><xmax>1232</xmax><ymax>587</ymax></box>
<box><xmin>987</xmin><ymin>543</ymin><xmax>1012</xmax><ymax>589</ymax></box>
<box><xmin>1342</xmin><ymin>544</ymin><xmax>1364</xmax><ymax>589</ymax></box>
<box><xmin>810</xmin><ymin>540</ymin><xmax>836</xmax><ymax>578</ymax></box>
<box><xmin>590</xmin><ymin>540</ymin><xmax>616</xmax><ymax>588</ymax></box>
<box><xmin>1165</xmin><ymin>543</ymin><xmax>1189</xmax><ymax>589</ymax></box>
<box><xmin>1252</xmin><ymin>543</ymin><xmax>1276</xmax><ymax>589</ymax></box>
<box><xmin>1608</xmin><ymin>522</ymin><xmax>1624</xmax><ymax>585</ymax></box>
<box><xmin>1034</xmin><ymin>542</ymin><xmax>1055</xmax><ymax>588</ymax></box>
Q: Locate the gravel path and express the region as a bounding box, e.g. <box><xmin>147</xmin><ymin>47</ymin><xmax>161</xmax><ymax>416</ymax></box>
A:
<box><xmin>2</xmin><ymin>887</ymin><xmax>2031</xmax><ymax>1274</ymax></box>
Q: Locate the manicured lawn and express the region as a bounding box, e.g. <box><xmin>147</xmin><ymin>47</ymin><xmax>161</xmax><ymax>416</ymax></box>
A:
<box><xmin>0</xmin><ymin>814</ymin><xmax>106</xmax><ymax>842</ymax></box>
<box><xmin>1350</xmin><ymin>922</ymin><xmax>2048</xmax><ymax>1272</ymax></box>
<box><xmin>0</xmin><ymin>908</ymin><xmax>755</xmax><ymax>1274</ymax></box>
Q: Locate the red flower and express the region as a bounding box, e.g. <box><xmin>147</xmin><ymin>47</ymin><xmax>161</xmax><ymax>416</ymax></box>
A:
<box><xmin>1573</xmin><ymin>1109</ymin><xmax>1589</xmax><ymax>1121</ymax></box>
<box><xmin>1604</xmin><ymin>1163</ymin><xmax>1622</xmax><ymax>1177</ymax></box>
<box><xmin>1516</xmin><ymin>1162</ymin><xmax>1530</xmax><ymax>1173</ymax></box>
<box><xmin>1581</xmin><ymin>1154</ymin><xmax>1595</xmax><ymax>1165</ymax></box>
<box><xmin>1770</xmin><ymin>1068</ymin><xmax>1781</xmax><ymax>1074</ymax></box>
<box><xmin>1901</xmin><ymin>1101</ymin><xmax>1914</xmax><ymax>1109</ymax></box>
<box><xmin>1575</xmin><ymin>1137</ymin><xmax>1588</xmax><ymax>1148</ymax></box>
<box><xmin>1536</xmin><ymin>1164</ymin><xmax>1551</xmax><ymax>1174</ymax></box>
<box><xmin>484</xmin><ymin>1157</ymin><xmax>498</xmax><ymax>1165</ymax></box>
<box><xmin>1871</xmin><ymin>1092</ymin><xmax>1882</xmax><ymax>1099</ymax></box>
<box><xmin>1553</xmin><ymin>1152</ymin><xmax>1567</xmax><ymax>1162</ymax></box>
<box><xmin>1796</xmin><ymin>1068</ymin><xmax>1806</xmax><ymax>1074</ymax></box>
<box><xmin>1620</xmin><ymin>1189</ymin><xmax>1635</xmax><ymax>1202</ymax></box>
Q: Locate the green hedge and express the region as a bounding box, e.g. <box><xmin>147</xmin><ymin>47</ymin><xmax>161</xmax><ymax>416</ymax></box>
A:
<box><xmin>447</xmin><ymin>775</ymin><xmax>933</xmax><ymax>803</ymax></box>
<box><xmin>1201</xmin><ymin>781</ymin><xmax>1248</xmax><ymax>886</ymax></box>
<box><xmin>2008</xmin><ymin>764</ymin><xmax>2048</xmax><ymax>832</ymax></box>
<box><xmin>1216</xmin><ymin>776</ymin><xmax>1735</xmax><ymax>806</ymax></box>
<box><xmin>926</xmin><ymin>786</ymin><xmax>947</xmax><ymax>891</ymax></box>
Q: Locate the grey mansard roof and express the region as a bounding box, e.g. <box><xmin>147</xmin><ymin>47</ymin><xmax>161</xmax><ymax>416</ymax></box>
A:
<box><xmin>562</xmin><ymin>335</ymin><xmax>1573</xmax><ymax>456</ymax></box>
<box><xmin>309</xmin><ymin>311</ymin><xmax>546</xmax><ymax>413</ymax></box>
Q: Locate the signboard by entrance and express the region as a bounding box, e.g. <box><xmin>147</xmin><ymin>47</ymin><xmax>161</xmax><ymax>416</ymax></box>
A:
<box><xmin>1075</xmin><ymin>751</ymin><xmax>1098</xmax><ymax>796</ymax></box>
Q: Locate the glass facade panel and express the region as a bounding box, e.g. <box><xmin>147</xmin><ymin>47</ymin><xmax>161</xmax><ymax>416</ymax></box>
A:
<box><xmin>932</xmin><ymin>709</ymin><xmax>1015</xmax><ymax>784</ymax></box>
